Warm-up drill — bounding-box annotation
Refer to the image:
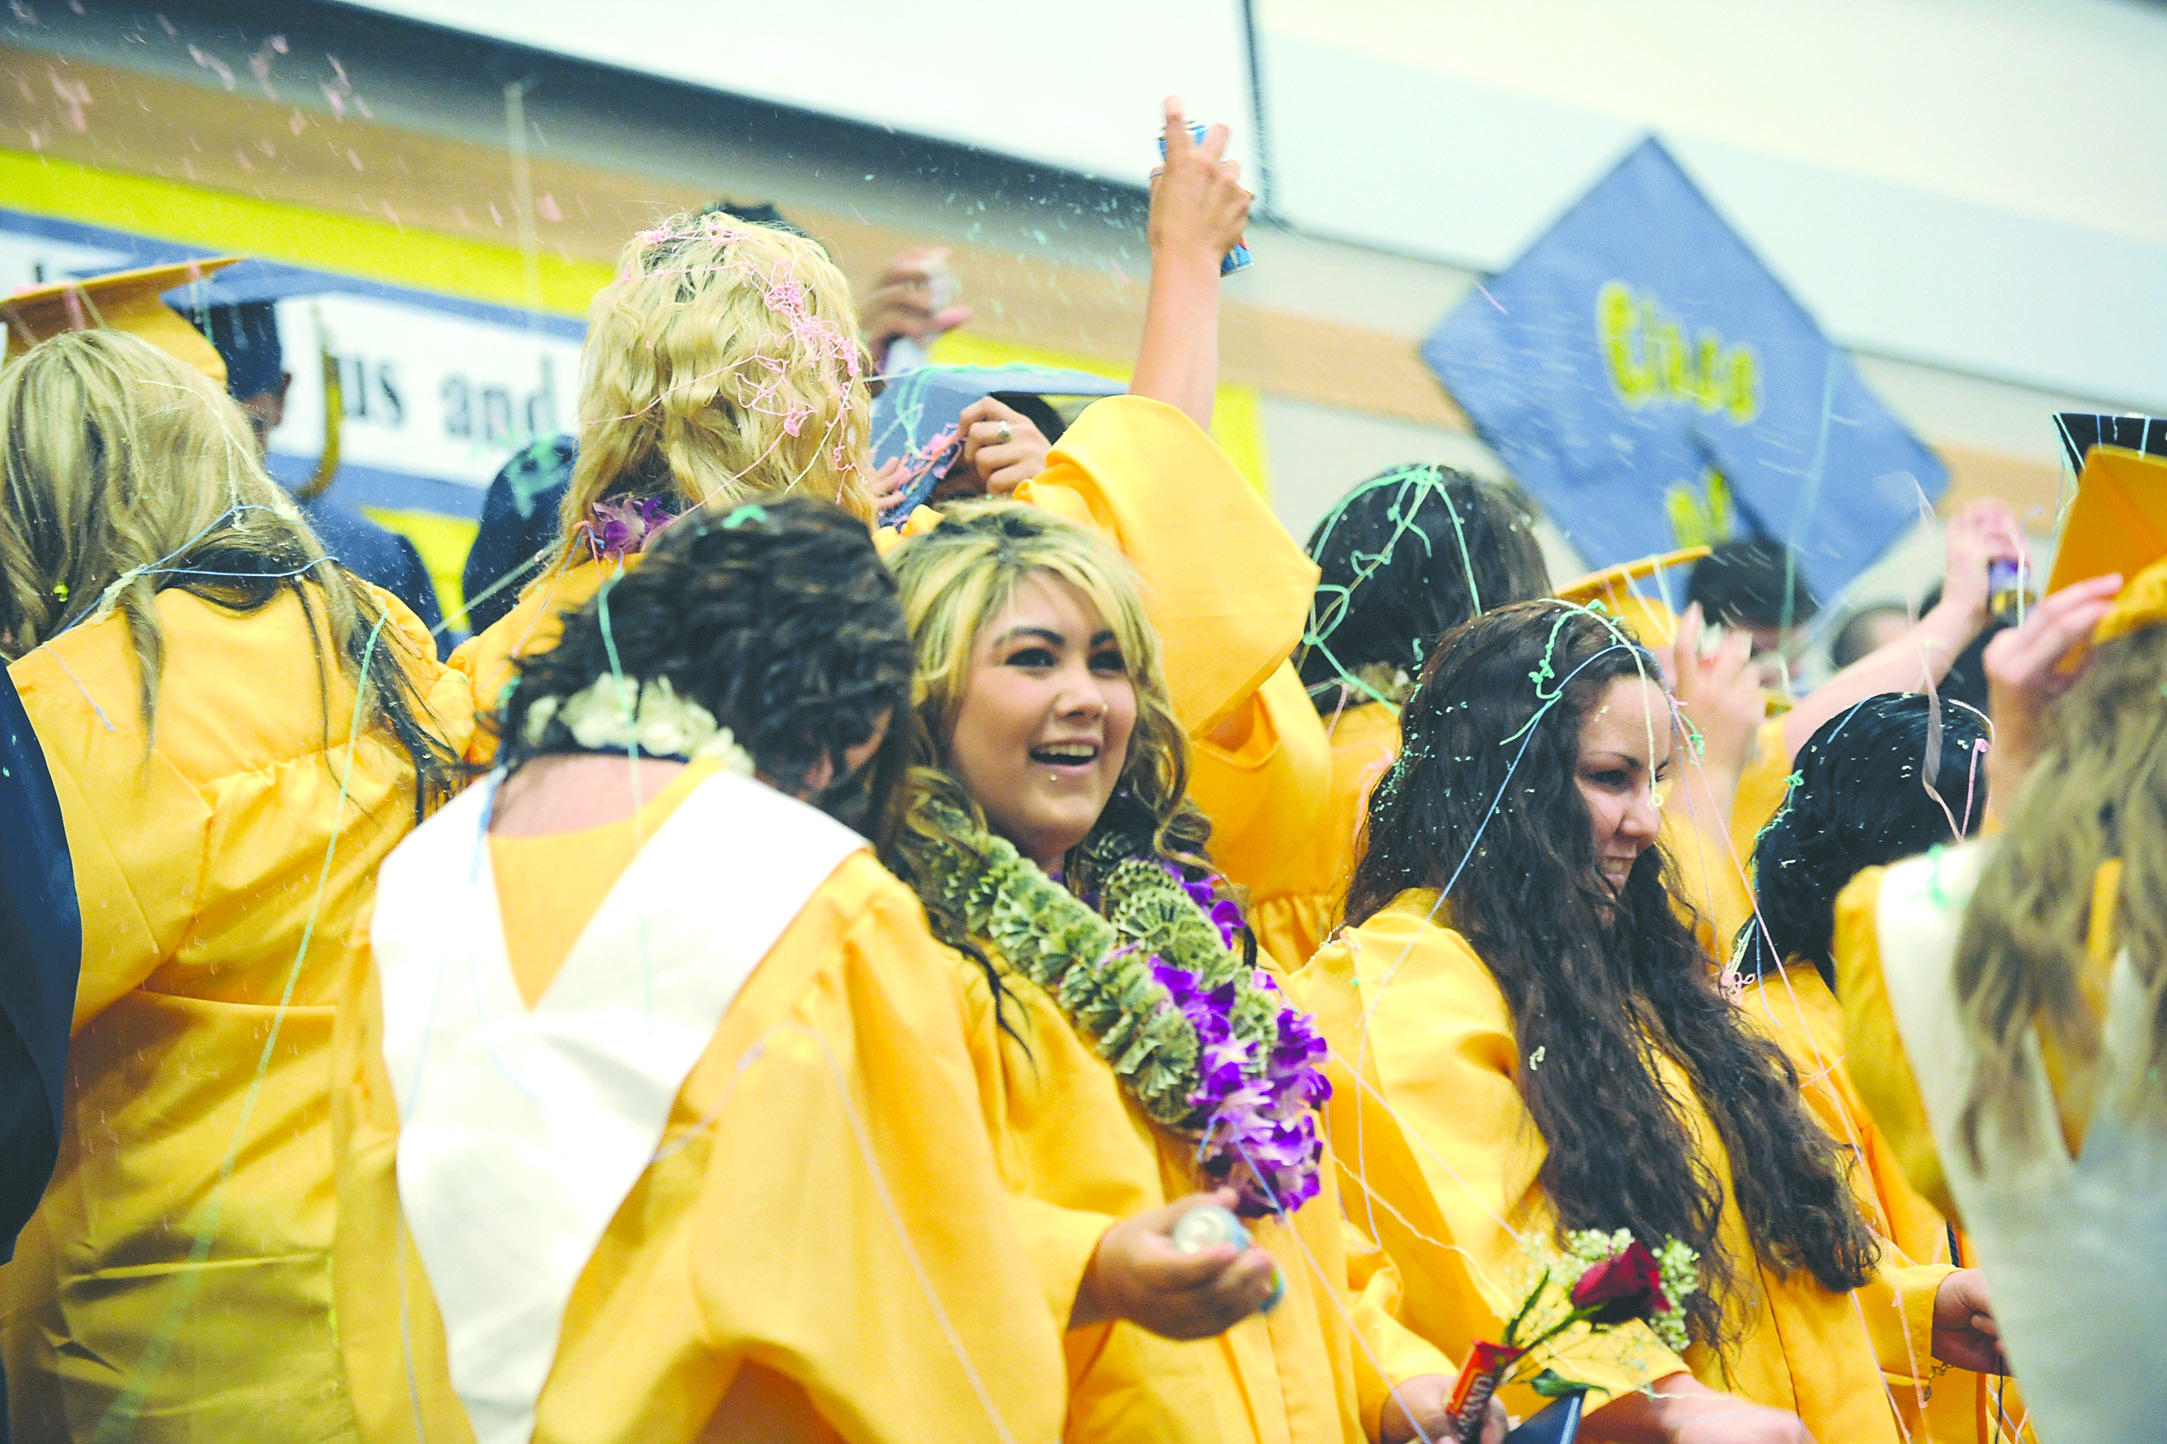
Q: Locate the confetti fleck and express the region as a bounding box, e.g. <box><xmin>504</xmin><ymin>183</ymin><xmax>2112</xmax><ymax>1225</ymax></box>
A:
<box><xmin>188</xmin><ymin>44</ymin><xmax>236</xmax><ymax>91</ymax></box>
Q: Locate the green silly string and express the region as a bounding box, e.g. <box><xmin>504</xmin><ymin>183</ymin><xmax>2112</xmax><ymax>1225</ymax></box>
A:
<box><xmin>1300</xmin><ymin>465</ymin><xmax>1491</xmax><ymax>715</ymax></box>
<box><xmin>722</xmin><ymin>503</ymin><xmax>769</xmax><ymax>530</ymax></box>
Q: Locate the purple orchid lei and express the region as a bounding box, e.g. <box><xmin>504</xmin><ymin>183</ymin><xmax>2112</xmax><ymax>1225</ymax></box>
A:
<box><xmin>919</xmin><ymin>799</ymin><xmax>1332</xmax><ymax>1219</ymax></box>
<box><xmin>587</xmin><ymin>496</ymin><xmax>675</xmax><ymax>561</ymax></box>
<box><xmin>1122</xmin><ymin>862</ymin><xmax>1333</xmax><ymax>1216</ymax></box>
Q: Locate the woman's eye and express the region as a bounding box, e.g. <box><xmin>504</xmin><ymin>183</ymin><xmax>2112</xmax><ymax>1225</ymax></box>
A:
<box><xmin>1004</xmin><ymin>647</ymin><xmax>1058</xmax><ymax>669</ymax></box>
<box><xmin>1587</xmin><ymin>769</ymin><xmax>1630</xmax><ymax>790</ymax></box>
<box><xmin>1089</xmin><ymin>650</ymin><xmax>1127</xmax><ymax>675</ymax></box>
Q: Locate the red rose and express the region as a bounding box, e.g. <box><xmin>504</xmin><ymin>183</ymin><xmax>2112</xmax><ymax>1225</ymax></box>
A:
<box><xmin>1568</xmin><ymin>1240</ymin><xmax>1669</xmax><ymax>1325</ymax></box>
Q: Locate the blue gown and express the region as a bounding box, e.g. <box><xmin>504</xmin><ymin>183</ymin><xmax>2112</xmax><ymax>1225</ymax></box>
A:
<box><xmin>0</xmin><ymin>667</ymin><xmax>80</xmax><ymax>1444</ymax></box>
<box><xmin>461</xmin><ymin>436</ymin><xmax>575</xmax><ymax>637</ymax></box>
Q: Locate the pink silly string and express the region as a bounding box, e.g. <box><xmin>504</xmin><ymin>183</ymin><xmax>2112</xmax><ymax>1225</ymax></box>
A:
<box><xmin>1960</xmin><ymin>735</ymin><xmax>1989</xmax><ymax>836</ymax></box>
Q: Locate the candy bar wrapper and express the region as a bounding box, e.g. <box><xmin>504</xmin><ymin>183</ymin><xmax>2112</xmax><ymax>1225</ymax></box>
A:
<box><xmin>1448</xmin><ymin>1340</ymin><xmax>1527</xmax><ymax>1441</ymax></box>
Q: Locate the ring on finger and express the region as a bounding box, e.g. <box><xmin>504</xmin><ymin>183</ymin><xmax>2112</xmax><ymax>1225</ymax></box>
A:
<box><xmin>994</xmin><ymin>421</ymin><xmax>1013</xmax><ymax>446</ymax></box>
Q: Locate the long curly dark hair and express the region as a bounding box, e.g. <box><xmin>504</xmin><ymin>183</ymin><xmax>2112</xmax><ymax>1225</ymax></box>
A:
<box><xmin>496</xmin><ymin>496</ymin><xmax>917</xmax><ymax>838</ymax></box>
<box><xmin>1347</xmin><ymin>601</ymin><xmax>1878</xmax><ymax>1351</ymax></box>
<box><xmin>1737</xmin><ymin>692</ymin><xmax>1990</xmax><ymax>991</ymax></box>
<box><xmin>1297</xmin><ymin>465</ymin><xmax>1551</xmax><ymax>710</ymax></box>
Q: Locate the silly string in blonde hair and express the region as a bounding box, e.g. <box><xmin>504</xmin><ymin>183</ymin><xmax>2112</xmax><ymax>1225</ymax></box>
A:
<box><xmin>558</xmin><ymin>208</ymin><xmax>876</xmax><ymax>566</ymax></box>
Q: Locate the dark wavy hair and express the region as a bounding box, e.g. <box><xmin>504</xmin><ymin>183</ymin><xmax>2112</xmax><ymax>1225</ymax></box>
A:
<box><xmin>1347</xmin><ymin>601</ymin><xmax>1878</xmax><ymax>1350</ymax></box>
<box><xmin>1297</xmin><ymin>465</ymin><xmax>1551</xmax><ymax>710</ymax></box>
<box><xmin>495</xmin><ymin>496</ymin><xmax>917</xmax><ymax>837</ymax></box>
<box><xmin>1737</xmin><ymin>692</ymin><xmax>1990</xmax><ymax>991</ymax></box>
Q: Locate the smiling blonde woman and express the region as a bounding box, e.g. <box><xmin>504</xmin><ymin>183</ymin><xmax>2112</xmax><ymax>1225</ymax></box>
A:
<box><xmin>878</xmin><ymin>500</ymin><xmax>1492</xmax><ymax>1444</ymax></box>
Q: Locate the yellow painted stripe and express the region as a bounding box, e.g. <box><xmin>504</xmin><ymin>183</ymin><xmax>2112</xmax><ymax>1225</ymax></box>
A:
<box><xmin>0</xmin><ymin>148</ymin><xmax>611</xmax><ymax>315</ymax></box>
<box><xmin>360</xmin><ymin>507</ymin><xmax>481</xmax><ymax>623</ymax></box>
<box><xmin>2</xmin><ymin>147</ymin><xmax>1275</xmax><ymax>509</ymax></box>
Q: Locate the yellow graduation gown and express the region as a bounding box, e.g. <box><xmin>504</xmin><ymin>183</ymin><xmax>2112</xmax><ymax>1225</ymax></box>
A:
<box><xmin>1292</xmin><ymin>891</ymin><xmax>1944</xmax><ymax>1437</ymax></box>
<box><xmin>1834</xmin><ymin>857</ymin><xmax>2133</xmax><ymax>1444</ymax></box>
<box><xmin>449</xmin><ymin>555</ymin><xmax>628</xmax><ymax>766</ymax></box>
<box><xmin>1739</xmin><ymin>966</ymin><xmax>2025</xmax><ymax>1442</ymax></box>
<box><xmin>948</xmin><ymin>945</ymin><xmax>1448</xmax><ymax>1444</ymax></box>
<box><xmin>1222</xmin><ymin>699</ymin><xmax>1400</xmax><ymax>969</ymax></box>
<box><xmin>333</xmin><ymin>793</ymin><xmax>1068</xmax><ymax>1444</ymax></box>
<box><xmin>0</xmin><ymin>584</ymin><xmax>471</xmax><ymax>1443</ymax></box>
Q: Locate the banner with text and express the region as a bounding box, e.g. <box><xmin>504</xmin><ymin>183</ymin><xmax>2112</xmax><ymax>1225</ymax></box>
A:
<box><xmin>1422</xmin><ymin>138</ymin><xmax>1944</xmax><ymax>604</ymax></box>
<box><xmin>1</xmin><ymin>207</ymin><xmax>582</xmax><ymax>519</ymax></box>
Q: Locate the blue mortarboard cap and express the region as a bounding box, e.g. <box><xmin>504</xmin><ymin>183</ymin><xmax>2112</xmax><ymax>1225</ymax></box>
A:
<box><xmin>871</xmin><ymin>364</ymin><xmax>1126</xmax><ymax>523</ymax></box>
<box><xmin>164</xmin><ymin>261</ymin><xmax>332</xmax><ymax>402</ymax></box>
<box><xmin>200</xmin><ymin>301</ymin><xmax>283</xmax><ymax>401</ymax></box>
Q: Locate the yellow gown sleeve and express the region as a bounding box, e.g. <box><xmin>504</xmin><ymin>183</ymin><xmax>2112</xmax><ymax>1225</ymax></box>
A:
<box><xmin>12</xmin><ymin>651</ymin><xmax>210</xmax><ymax>1030</ymax></box>
<box><xmin>448</xmin><ymin>560</ymin><xmax>617</xmax><ymax>764</ymax></box>
<box><xmin>1015</xmin><ymin>394</ymin><xmax>1318</xmax><ymax>739</ymax></box>
<box><xmin>1834</xmin><ymin>867</ymin><xmax>1958</xmax><ymax>1222</ymax></box>
<box><xmin>1344</xmin><ymin>1226</ymin><xmax>1459</xmax><ymax>1440</ymax></box>
<box><xmin>683</xmin><ymin>879</ymin><xmax>1069</xmax><ymax>1443</ymax></box>
<box><xmin>1727</xmin><ymin>717</ymin><xmax>1796</xmax><ymax>867</ymax></box>
<box><xmin>1293</xmin><ymin>908</ymin><xmax>1687</xmax><ymax>1413</ymax></box>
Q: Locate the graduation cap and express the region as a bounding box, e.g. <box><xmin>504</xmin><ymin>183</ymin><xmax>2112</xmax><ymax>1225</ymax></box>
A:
<box><xmin>2053</xmin><ymin>412</ymin><xmax>2167</xmax><ymax>475</ymax></box>
<box><xmin>156</xmin><ymin>259</ymin><xmax>342</xmax><ymax>402</ymax></box>
<box><xmin>2</xmin><ymin>257</ymin><xmax>240</xmax><ymax>383</ymax></box>
<box><xmin>870</xmin><ymin>364</ymin><xmax>1127</xmax><ymax>525</ymax></box>
<box><xmin>1555</xmin><ymin>545</ymin><xmax>1711</xmax><ymax>648</ymax></box>
<box><xmin>2045</xmin><ymin>446</ymin><xmax>2167</xmax><ymax>599</ymax></box>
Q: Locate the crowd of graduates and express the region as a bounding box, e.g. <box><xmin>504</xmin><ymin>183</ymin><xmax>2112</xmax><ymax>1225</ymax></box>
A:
<box><xmin>1</xmin><ymin>100</ymin><xmax>2160</xmax><ymax>1444</ymax></box>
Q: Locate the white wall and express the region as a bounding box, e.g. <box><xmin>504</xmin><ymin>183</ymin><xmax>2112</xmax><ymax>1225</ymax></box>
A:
<box><xmin>338</xmin><ymin>0</ymin><xmax>1259</xmax><ymax>180</ymax></box>
<box><xmin>1257</xmin><ymin>0</ymin><xmax>2167</xmax><ymax>410</ymax></box>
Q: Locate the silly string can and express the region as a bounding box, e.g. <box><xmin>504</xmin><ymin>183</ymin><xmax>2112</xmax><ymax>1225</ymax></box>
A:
<box><xmin>1987</xmin><ymin>557</ymin><xmax>2028</xmax><ymax>623</ymax></box>
<box><xmin>1171</xmin><ymin>1204</ymin><xmax>1284</xmax><ymax>1312</ymax></box>
<box><xmin>1155</xmin><ymin>123</ymin><xmax>1253</xmax><ymax>276</ymax></box>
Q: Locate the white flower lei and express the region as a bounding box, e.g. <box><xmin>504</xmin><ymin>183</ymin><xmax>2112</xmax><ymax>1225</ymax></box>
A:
<box><xmin>522</xmin><ymin>674</ymin><xmax>756</xmax><ymax>775</ymax></box>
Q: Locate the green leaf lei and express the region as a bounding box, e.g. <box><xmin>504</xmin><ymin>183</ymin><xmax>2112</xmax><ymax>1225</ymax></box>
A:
<box><xmin>911</xmin><ymin>799</ymin><xmax>1329</xmax><ymax>1211</ymax></box>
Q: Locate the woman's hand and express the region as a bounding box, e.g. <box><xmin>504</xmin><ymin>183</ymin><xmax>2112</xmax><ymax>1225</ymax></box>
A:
<box><xmin>1147</xmin><ymin>96</ymin><xmax>1252</xmax><ymax>271</ymax></box>
<box><xmin>1932</xmin><ymin>499</ymin><xmax>2028</xmax><ymax>634</ymax></box>
<box><xmin>859</xmin><ymin>247</ymin><xmax>972</xmax><ymax>373</ymax></box>
<box><xmin>1981</xmin><ymin>571</ymin><xmax>2122</xmax><ymax>819</ymax></box>
<box><xmin>863</xmin><ymin>457</ymin><xmax>911</xmax><ymax>511</ymax></box>
<box><xmin>1584</xmin><ymin>1373</ymin><xmax>1815</xmax><ymax>1442</ymax></box>
<box><xmin>1131</xmin><ymin>95</ymin><xmax>1250</xmax><ymax>428</ymax></box>
<box><xmin>1379</xmin><ymin>1373</ymin><xmax>1506</xmax><ymax>1444</ymax></box>
<box><xmin>1068</xmin><ymin>1189</ymin><xmax>1276</xmax><ymax>1339</ymax></box>
<box><xmin>942</xmin><ymin>396</ymin><xmax>1050</xmax><ymax>497</ymax></box>
<box><xmin>1670</xmin><ymin>603</ymin><xmax>1764</xmax><ymax>786</ymax></box>
<box><xmin>1930</xmin><ymin>1268</ymin><xmax>2008</xmax><ymax>1374</ymax></box>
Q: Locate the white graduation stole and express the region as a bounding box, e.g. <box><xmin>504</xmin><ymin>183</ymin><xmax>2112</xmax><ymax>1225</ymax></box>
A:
<box><xmin>371</xmin><ymin>768</ymin><xmax>865</xmax><ymax>1444</ymax></box>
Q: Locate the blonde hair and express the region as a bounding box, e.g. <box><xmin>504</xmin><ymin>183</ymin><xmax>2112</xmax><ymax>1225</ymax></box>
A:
<box><xmin>883</xmin><ymin>501</ymin><xmax>1209</xmax><ymax>882</ymax></box>
<box><xmin>1956</xmin><ymin>622</ymin><xmax>2167</xmax><ymax>1160</ymax></box>
<box><xmin>0</xmin><ymin>330</ymin><xmax>456</xmax><ymax>798</ymax></box>
<box><xmin>558</xmin><ymin>210</ymin><xmax>874</xmax><ymax>561</ymax></box>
